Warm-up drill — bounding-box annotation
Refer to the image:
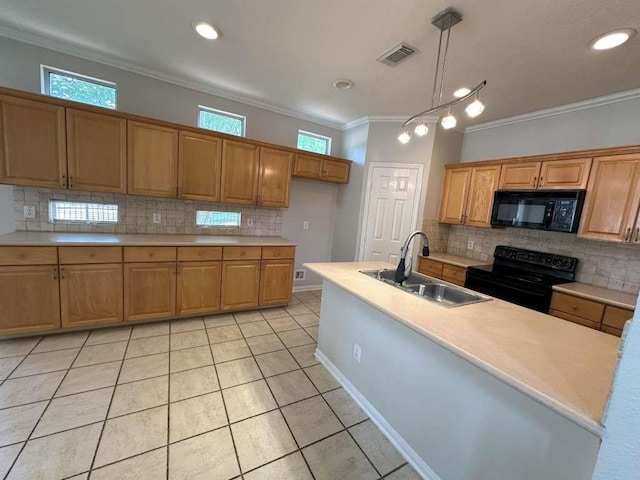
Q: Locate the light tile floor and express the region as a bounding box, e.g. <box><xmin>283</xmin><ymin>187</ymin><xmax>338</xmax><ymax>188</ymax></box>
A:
<box><xmin>0</xmin><ymin>290</ymin><xmax>422</xmax><ymax>480</ymax></box>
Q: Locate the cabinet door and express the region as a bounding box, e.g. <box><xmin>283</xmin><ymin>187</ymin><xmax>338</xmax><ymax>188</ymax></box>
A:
<box><xmin>128</xmin><ymin>121</ymin><xmax>178</xmax><ymax>197</ymax></box>
<box><xmin>124</xmin><ymin>262</ymin><xmax>176</xmax><ymax>321</ymax></box>
<box><xmin>293</xmin><ymin>153</ymin><xmax>323</xmax><ymax>180</ymax></box>
<box><xmin>438</xmin><ymin>168</ymin><xmax>471</xmax><ymax>224</ymax></box>
<box><xmin>259</xmin><ymin>259</ymin><xmax>294</xmax><ymax>306</ymax></box>
<box><xmin>578</xmin><ymin>154</ymin><xmax>640</xmax><ymax>242</ymax></box>
<box><xmin>0</xmin><ymin>265</ymin><xmax>60</xmax><ymax>334</ymax></box>
<box><xmin>221</xmin><ymin>260</ymin><xmax>260</xmax><ymax>310</ymax></box>
<box><xmin>465</xmin><ymin>165</ymin><xmax>501</xmax><ymax>227</ymax></box>
<box><xmin>498</xmin><ymin>162</ymin><xmax>541</xmax><ymax>190</ymax></box>
<box><xmin>60</xmin><ymin>263</ymin><xmax>123</xmax><ymax>327</ymax></box>
<box><xmin>0</xmin><ymin>95</ymin><xmax>66</xmax><ymax>188</ymax></box>
<box><xmin>258</xmin><ymin>147</ymin><xmax>292</xmax><ymax>207</ymax></box>
<box><xmin>66</xmin><ymin>109</ymin><xmax>126</xmax><ymax>193</ymax></box>
<box><xmin>538</xmin><ymin>158</ymin><xmax>592</xmax><ymax>189</ymax></box>
<box><xmin>323</xmin><ymin>159</ymin><xmax>350</xmax><ymax>183</ymax></box>
<box><xmin>178</xmin><ymin>131</ymin><xmax>222</xmax><ymax>201</ymax></box>
<box><xmin>177</xmin><ymin>261</ymin><xmax>222</xmax><ymax>315</ymax></box>
<box><xmin>220</xmin><ymin>139</ymin><xmax>259</xmax><ymax>204</ymax></box>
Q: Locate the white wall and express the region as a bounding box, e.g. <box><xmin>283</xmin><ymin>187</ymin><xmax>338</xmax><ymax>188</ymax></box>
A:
<box><xmin>424</xmin><ymin>125</ymin><xmax>463</xmax><ymax>219</ymax></box>
<box><xmin>0</xmin><ymin>186</ymin><xmax>14</xmax><ymax>234</ymax></box>
<box><xmin>460</xmin><ymin>94</ymin><xmax>640</xmax><ymax>162</ymax></box>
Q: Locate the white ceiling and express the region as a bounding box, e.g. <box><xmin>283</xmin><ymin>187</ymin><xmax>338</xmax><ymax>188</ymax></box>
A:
<box><xmin>0</xmin><ymin>0</ymin><xmax>639</xmax><ymax>128</ymax></box>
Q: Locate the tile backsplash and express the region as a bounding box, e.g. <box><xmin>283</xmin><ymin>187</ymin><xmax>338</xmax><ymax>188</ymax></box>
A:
<box><xmin>447</xmin><ymin>225</ymin><xmax>640</xmax><ymax>295</ymax></box>
<box><xmin>13</xmin><ymin>187</ymin><xmax>283</xmax><ymax>236</ymax></box>
<box><xmin>421</xmin><ymin>218</ymin><xmax>450</xmax><ymax>254</ymax></box>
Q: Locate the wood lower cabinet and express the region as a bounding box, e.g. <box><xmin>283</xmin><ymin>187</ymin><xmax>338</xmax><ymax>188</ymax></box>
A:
<box><xmin>417</xmin><ymin>257</ymin><xmax>468</xmax><ymax>287</ymax></box>
<box><xmin>60</xmin><ymin>263</ymin><xmax>123</xmax><ymax>327</ymax></box>
<box><xmin>260</xmin><ymin>259</ymin><xmax>294</xmax><ymax>306</ymax></box>
<box><xmin>221</xmin><ymin>139</ymin><xmax>259</xmax><ymax>204</ymax></box>
<box><xmin>66</xmin><ymin>109</ymin><xmax>127</xmax><ymax>193</ymax></box>
<box><xmin>0</xmin><ymin>95</ymin><xmax>66</xmax><ymax>189</ymax></box>
<box><xmin>178</xmin><ymin>130</ymin><xmax>222</xmax><ymax>201</ymax></box>
<box><xmin>221</xmin><ymin>260</ymin><xmax>261</xmax><ymax>310</ymax></box>
<box><xmin>550</xmin><ymin>291</ymin><xmax>633</xmax><ymax>336</ymax></box>
<box><xmin>258</xmin><ymin>147</ymin><xmax>292</xmax><ymax>207</ymax></box>
<box><xmin>0</xmin><ymin>265</ymin><xmax>60</xmax><ymax>334</ymax></box>
<box><xmin>124</xmin><ymin>262</ymin><xmax>176</xmax><ymax>321</ymax></box>
<box><xmin>177</xmin><ymin>261</ymin><xmax>222</xmax><ymax>315</ymax></box>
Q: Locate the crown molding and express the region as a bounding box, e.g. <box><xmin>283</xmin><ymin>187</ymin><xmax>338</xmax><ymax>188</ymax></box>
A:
<box><xmin>0</xmin><ymin>24</ymin><xmax>345</xmax><ymax>130</ymax></box>
<box><xmin>465</xmin><ymin>87</ymin><xmax>640</xmax><ymax>133</ymax></box>
<box><xmin>342</xmin><ymin>115</ymin><xmax>439</xmax><ymax>130</ymax></box>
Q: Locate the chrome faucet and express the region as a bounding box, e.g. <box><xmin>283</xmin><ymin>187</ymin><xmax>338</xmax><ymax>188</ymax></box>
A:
<box><xmin>394</xmin><ymin>230</ymin><xmax>429</xmax><ymax>284</ymax></box>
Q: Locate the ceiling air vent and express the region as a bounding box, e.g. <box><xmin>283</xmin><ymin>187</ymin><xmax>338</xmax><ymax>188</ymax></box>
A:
<box><xmin>377</xmin><ymin>42</ymin><xmax>418</xmax><ymax>67</ymax></box>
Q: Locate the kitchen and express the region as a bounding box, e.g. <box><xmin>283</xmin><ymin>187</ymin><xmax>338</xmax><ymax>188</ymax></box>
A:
<box><xmin>0</xmin><ymin>1</ymin><xmax>639</xmax><ymax>479</ymax></box>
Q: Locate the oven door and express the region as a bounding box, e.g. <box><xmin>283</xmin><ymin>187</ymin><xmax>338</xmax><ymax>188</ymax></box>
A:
<box><xmin>465</xmin><ymin>273</ymin><xmax>551</xmax><ymax>312</ymax></box>
<box><xmin>491</xmin><ymin>193</ymin><xmax>554</xmax><ymax>230</ymax></box>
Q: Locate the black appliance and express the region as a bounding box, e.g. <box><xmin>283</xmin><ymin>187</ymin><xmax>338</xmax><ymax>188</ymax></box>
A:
<box><xmin>465</xmin><ymin>245</ymin><xmax>578</xmax><ymax>313</ymax></box>
<box><xmin>490</xmin><ymin>190</ymin><xmax>585</xmax><ymax>232</ymax></box>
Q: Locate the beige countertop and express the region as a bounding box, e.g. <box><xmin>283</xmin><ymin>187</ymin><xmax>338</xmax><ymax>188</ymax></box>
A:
<box><xmin>420</xmin><ymin>252</ymin><xmax>490</xmax><ymax>268</ymax></box>
<box><xmin>553</xmin><ymin>282</ymin><xmax>637</xmax><ymax>310</ymax></box>
<box><xmin>0</xmin><ymin>232</ymin><xmax>296</xmax><ymax>247</ymax></box>
<box><xmin>305</xmin><ymin>261</ymin><xmax>622</xmax><ymax>436</ymax></box>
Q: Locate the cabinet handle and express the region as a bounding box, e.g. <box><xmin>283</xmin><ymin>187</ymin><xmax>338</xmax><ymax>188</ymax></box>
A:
<box><xmin>635</xmin><ymin>227</ymin><xmax>640</xmax><ymax>243</ymax></box>
<box><xmin>53</xmin><ymin>267</ymin><xmax>58</xmax><ymax>280</ymax></box>
<box><xmin>60</xmin><ymin>267</ymin><xmax>64</xmax><ymax>280</ymax></box>
<box><xmin>532</xmin><ymin>176</ymin><xmax>537</xmax><ymax>187</ymax></box>
<box><xmin>538</xmin><ymin>176</ymin><xmax>543</xmax><ymax>187</ymax></box>
<box><xmin>61</xmin><ymin>174</ymin><xmax>67</xmax><ymax>188</ymax></box>
<box><xmin>69</xmin><ymin>176</ymin><xmax>74</xmax><ymax>188</ymax></box>
<box><xmin>624</xmin><ymin>227</ymin><xmax>632</xmax><ymax>242</ymax></box>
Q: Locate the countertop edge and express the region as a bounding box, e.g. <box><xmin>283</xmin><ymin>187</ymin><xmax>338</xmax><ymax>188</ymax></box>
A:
<box><xmin>553</xmin><ymin>284</ymin><xmax>636</xmax><ymax>310</ymax></box>
<box><xmin>419</xmin><ymin>253</ymin><xmax>489</xmax><ymax>269</ymax></box>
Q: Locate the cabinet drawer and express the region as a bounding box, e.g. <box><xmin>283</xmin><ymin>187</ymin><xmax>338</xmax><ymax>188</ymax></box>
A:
<box><xmin>0</xmin><ymin>246</ymin><xmax>58</xmax><ymax>265</ymax></box>
<box><xmin>417</xmin><ymin>258</ymin><xmax>443</xmax><ymax>277</ymax></box>
<box><xmin>549</xmin><ymin>309</ymin><xmax>601</xmax><ymax>330</ymax></box>
<box><xmin>549</xmin><ymin>292</ymin><xmax>605</xmax><ymax>322</ymax></box>
<box><xmin>442</xmin><ymin>276</ymin><xmax>466</xmax><ymax>287</ymax></box>
<box><xmin>223</xmin><ymin>246</ymin><xmax>262</xmax><ymax>260</ymax></box>
<box><xmin>602</xmin><ymin>305</ymin><xmax>633</xmax><ymax>330</ymax></box>
<box><xmin>601</xmin><ymin>324</ymin><xmax>623</xmax><ymax>337</ymax></box>
<box><xmin>177</xmin><ymin>247</ymin><xmax>223</xmax><ymax>262</ymax></box>
<box><xmin>442</xmin><ymin>264</ymin><xmax>467</xmax><ymax>283</ymax></box>
<box><xmin>124</xmin><ymin>246</ymin><xmax>176</xmax><ymax>262</ymax></box>
<box><xmin>262</xmin><ymin>246</ymin><xmax>295</xmax><ymax>259</ymax></box>
<box><xmin>59</xmin><ymin>246</ymin><xmax>122</xmax><ymax>264</ymax></box>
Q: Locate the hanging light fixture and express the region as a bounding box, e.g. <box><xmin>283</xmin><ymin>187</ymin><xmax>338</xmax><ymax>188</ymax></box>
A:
<box><xmin>399</xmin><ymin>8</ymin><xmax>487</xmax><ymax>143</ymax></box>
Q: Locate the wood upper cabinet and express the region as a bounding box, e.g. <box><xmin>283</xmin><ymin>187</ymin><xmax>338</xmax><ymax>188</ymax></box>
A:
<box><xmin>128</xmin><ymin>121</ymin><xmax>178</xmax><ymax>197</ymax></box>
<box><xmin>323</xmin><ymin>159</ymin><xmax>350</xmax><ymax>183</ymax></box>
<box><xmin>578</xmin><ymin>154</ymin><xmax>640</xmax><ymax>243</ymax></box>
<box><xmin>439</xmin><ymin>167</ymin><xmax>472</xmax><ymax>224</ymax></box>
<box><xmin>0</xmin><ymin>95</ymin><xmax>66</xmax><ymax>189</ymax></box>
<box><xmin>178</xmin><ymin>130</ymin><xmax>222</xmax><ymax>202</ymax></box>
<box><xmin>293</xmin><ymin>153</ymin><xmax>350</xmax><ymax>184</ymax></box>
<box><xmin>258</xmin><ymin>147</ymin><xmax>292</xmax><ymax>207</ymax></box>
<box><xmin>498</xmin><ymin>161</ymin><xmax>541</xmax><ymax>190</ymax></box>
<box><xmin>538</xmin><ymin>158</ymin><xmax>592</xmax><ymax>189</ymax></box>
<box><xmin>0</xmin><ymin>265</ymin><xmax>60</xmax><ymax>334</ymax></box>
<box><xmin>221</xmin><ymin>139</ymin><xmax>259</xmax><ymax>204</ymax></box>
<box><xmin>465</xmin><ymin>165</ymin><xmax>501</xmax><ymax>227</ymax></box>
<box><xmin>124</xmin><ymin>262</ymin><xmax>176</xmax><ymax>321</ymax></box>
<box><xmin>259</xmin><ymin>259</ymin><xmax>294</xmax><ymax>306</ymax></box>
<box><xmin>66</xmin><ymin>109</ymin><xmax>127</xmax><ymax>193</ymax></box>
<box><xmin>59</xmin><ymin>263</ymin><xmax>123</xmax><ymax>327</ymax></box>
<box><xmin>177</xmin><ymin>261</ymin><xmax>222</xmax><ymax>315</ymax></box>
<box><xmin>221</xmin><ymin>260</ymin><xmax>261</xmax><ymax>310</ymax></box>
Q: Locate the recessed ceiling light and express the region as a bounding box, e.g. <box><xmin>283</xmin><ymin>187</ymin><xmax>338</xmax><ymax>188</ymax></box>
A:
<box><xmin>453</xmin><ymin>87</ymin><xmax>471</xmax><ymax>98</ymax></box>
<box><xmin>193</xmin><ymin>22</ymin><xmax>220</xmax><ymax>40</ymax></box>
<box><xmin>333</xmin><ymin>80</ymin><xmax>353</xmax><ymax>90</ymax></box>
<box><xmin>591</xmin><ymin>29</ymin><xmax>636</xmax><ymax>50</ymax></box>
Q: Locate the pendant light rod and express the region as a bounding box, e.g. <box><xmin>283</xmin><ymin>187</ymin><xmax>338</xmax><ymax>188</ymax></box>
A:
<box><xmin>437</xmin><ymin>16</ymin><xmax>453</xmax><ymax>106</ymax></box>
<box><xmin>402</xmin><ymin>80</ymin><xmax>486</xmax><ymax>130</ymax></box>
<box><xmin>430</xmin><ymin>25</ymin><xmax>444</xmax><ymax>108</ymax></box>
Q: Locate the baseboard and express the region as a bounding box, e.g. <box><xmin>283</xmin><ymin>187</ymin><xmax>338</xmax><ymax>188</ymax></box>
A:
<box><xmin>292</xmin><ymin>284</ymin><xmax>322</xmax><ymax>293</ymax></box>
<box><xmin>315</xmin><ymin>348</ymin><xmax>441</xmax><ymax>480</ymax></box>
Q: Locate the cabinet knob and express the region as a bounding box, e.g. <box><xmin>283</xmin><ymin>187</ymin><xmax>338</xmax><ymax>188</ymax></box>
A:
<box><xmin>635</xmin><ymin>227</ymin><xmax>640</xmax><ymax>243</ymax></box>
<box><xmin>538</xmin><ymin>176</ymin><xmax>543</xmax><ymax>187</ymax></box>
<box><xmin>624</xmin><ymin>227</ymin><xmax>632</xmax><ymax>242</ymax></box>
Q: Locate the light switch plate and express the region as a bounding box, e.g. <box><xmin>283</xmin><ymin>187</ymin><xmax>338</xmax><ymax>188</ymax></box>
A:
<box><xmin>23</xmin><ymin>206</ymin><xmax>36</xmax><ymax>219</ymax></box>
<box><xmin>303</xmin><ymin>221</ymin><xmax>310</xmax><ymax>230</ymax></box>
<box><xmin>247</xmin><ymin>218</ymin><xmax>254</xmax><ymax>227</ymax></box>
<box><xmin>467</xmin><ymin>240</ymin><xmax>475</xmax><ymax>250</ymax></box>
<box><xmin>152</xmin><ymin>213</ymin><xmax>161</xmax><ymax>224</ymax></box>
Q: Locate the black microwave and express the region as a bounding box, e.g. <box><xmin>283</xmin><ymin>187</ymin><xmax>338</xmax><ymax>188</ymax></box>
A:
<box><xmin>490</xmin><ymin>190</ymin><xmax>586</xmax><ymax>232</ymax></box>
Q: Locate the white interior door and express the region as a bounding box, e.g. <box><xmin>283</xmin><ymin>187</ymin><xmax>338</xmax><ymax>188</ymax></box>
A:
<box><xmin>361</xmin><ymin>164</ymin><xmax>422</xmax><ymax>263</ymax></box>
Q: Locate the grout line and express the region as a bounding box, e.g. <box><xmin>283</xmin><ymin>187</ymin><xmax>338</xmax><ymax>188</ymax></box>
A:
<box><xmin>166</xmin><ymin>324</ymin><xmax>172</xmax><ymax>479</ymax></box>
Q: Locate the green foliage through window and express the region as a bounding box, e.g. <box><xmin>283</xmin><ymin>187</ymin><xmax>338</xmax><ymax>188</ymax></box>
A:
<box><xmin>48</xmin><ymin>72</ymin><xmax>116</xmax><ymax>109</ymax></box>
<box><xmin>198</xmin><ymin>108</ymin><xmax>245</xmax><ymax>136</ymax></box>
<box><xmin>297</xmin><ymin>131</ymin><xmax>331</xmax><ymax>155</ymax></box>
<box><xmin>196</xmin><ymin>210</ymin><xmax>242</xmax><ymax>228</ymax></box>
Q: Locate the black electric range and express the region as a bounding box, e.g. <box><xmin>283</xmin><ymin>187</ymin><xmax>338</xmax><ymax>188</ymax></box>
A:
<box><xmin>465</xmin><ymin>245</ymin><xmax>578</xmax><ymax>313</ymax></box>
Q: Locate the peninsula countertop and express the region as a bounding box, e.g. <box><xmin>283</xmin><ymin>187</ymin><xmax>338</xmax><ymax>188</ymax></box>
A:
<box><xmin>0</xmin><ymin>232</ymin><xmax>296</xmax><ymax>247</ymax></box>
<box><xmin>305</xmin><ymin>261</ymin><xmax>622</xmax><ymax>436</ymax></box>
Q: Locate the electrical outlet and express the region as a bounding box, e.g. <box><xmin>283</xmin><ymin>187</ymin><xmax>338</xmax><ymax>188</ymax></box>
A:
<box><xmin>303</xmin><ymin>221</ymin><xmax>309</xmax><ymax>230</ymax></box>
<box><xmin>23</xmin><ymin>206</ymin><xmax>36</xmax><ymax>219</ymax></box>
<box><xmin>152</xmin><ymin>213</ymin><xmax>161</xmax><ymax>224</ymax></box>
<box><xmin>294</xmin><ymin>269</ymin><xmax>306</xmax><ymax>280</ymax></box>
<box><xmin>467</xmin><ymin>240</ymin><xmax>475</xmax><ymax>250</ymax></box>
<box><xmin>247</xmin><ymin>218</ymin><xmax>253</xmax><ymax>227</ymax></box>
<box><xmin>353</xmin><ymin>343</ymin><xmax>362</xmax><ymax>363</ymax></box>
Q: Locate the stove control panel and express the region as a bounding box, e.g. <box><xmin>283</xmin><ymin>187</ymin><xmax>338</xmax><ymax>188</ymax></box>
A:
<box><xmin>494</xmin><ymin>245</ymin><xmax>577</xmax><ymax>273</ymax></box>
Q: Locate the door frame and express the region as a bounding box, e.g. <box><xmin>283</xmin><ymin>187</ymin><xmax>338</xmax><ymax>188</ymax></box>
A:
<box><xmin>358</xmin><ymin>162</ymin><xmax>424</xmax><ymax>261</ymax></box>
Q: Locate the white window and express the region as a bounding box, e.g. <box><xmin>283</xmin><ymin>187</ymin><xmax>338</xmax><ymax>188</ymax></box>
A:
<box><xmin>297</xmin><ymin>130</ymin><xmax>331</xmax><ymax>155</ymax></box>
<box><xmin>196</xmin><ymin>210</ymin><xmax>242</xmax><ymax>228</ymax></box>
<box><xmin>198</xmin><ymin>106</ymin><xmax>246</xmax><ymax>137</ymax></box>
<box><xmin>41</xmin><ymin>66</ymin><xmax>117</xmax><ymax>109</ymax></box>
<box><xmin>49</xmin><ymin>200</ymin><xmax>118</xmax><ymax>224</ymax></box>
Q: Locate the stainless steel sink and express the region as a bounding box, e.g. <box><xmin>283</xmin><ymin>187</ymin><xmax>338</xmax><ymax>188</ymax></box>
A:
<box><xmin>360</xmin><ymin>269</ymin><xmax>491</xmax><ymax>308</ymax></box>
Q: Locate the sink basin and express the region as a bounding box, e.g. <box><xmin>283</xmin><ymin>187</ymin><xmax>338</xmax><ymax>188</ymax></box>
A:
<box><xmin>360</xmin><ymin>269</ymin><xmax>491</xmax><ymax>308</ymax></box>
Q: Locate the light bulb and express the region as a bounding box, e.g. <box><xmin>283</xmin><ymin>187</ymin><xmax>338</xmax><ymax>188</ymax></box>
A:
<box><xmin>414</xmin><ymin>122</ymin><xmax>429</xmax><ymax>136</ymax></box>
<box><xmin>441</xmin><ymin>113</ymin><xmax>457</xmax><ymax>129</ymax></box>
<box><xmin>453</xmin><ymin>87</ymin><xmax>471</xmax><ymax>98</ymax></box>
<box><xmin>398</xmin><ymin>131</ymin><xmax>411</xmax><ymax>144</ymax></box>
<box><xmin>465</xmin><ymin>99</ymin><xmax>485</xmax><ymax>118</ymax></box>
<box><xmin>194</xmin><ymin>22</ymin><xmax>220</xmax><ymax>40</ymax></box>
<box><xmin>591</xmin><ymin>30</ymin><xmax>636</xmax><ymax>50</ymax></box>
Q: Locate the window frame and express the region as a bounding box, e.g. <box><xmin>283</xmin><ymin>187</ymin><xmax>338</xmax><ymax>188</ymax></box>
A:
<box><xmin>195</xmin><ymin>210</ymin><xmax>242</xmax><ymax>229</ymax></box>
<box><xmin>297</xmin><ymin>130</ymin><xmax>332</xmax><ymax>155</ymax></box>
<box><xmin>40</xmin><ymin>65</ymin><xmax>117</xmax><ymax>109</ymax></box>
<box><xmin>48</xmin><ymin>200</ymin><xmax>119</xmax><ymax>225</ymax></box>
<box><xmin>197</xmin><ymin>105</ymin><xmax>246</xmax><ymax>137</ymax></box>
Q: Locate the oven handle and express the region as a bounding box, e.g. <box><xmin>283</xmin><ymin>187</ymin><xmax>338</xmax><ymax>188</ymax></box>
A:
<box><xmin>543</xmin><ymin>201</ymin><xmax>555</xmax><ymax>229</ymax></box>
<box><xmin>465</xmin><ymin>275</ymin><xmax>549</xmax><ymax>298</ymax></box>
